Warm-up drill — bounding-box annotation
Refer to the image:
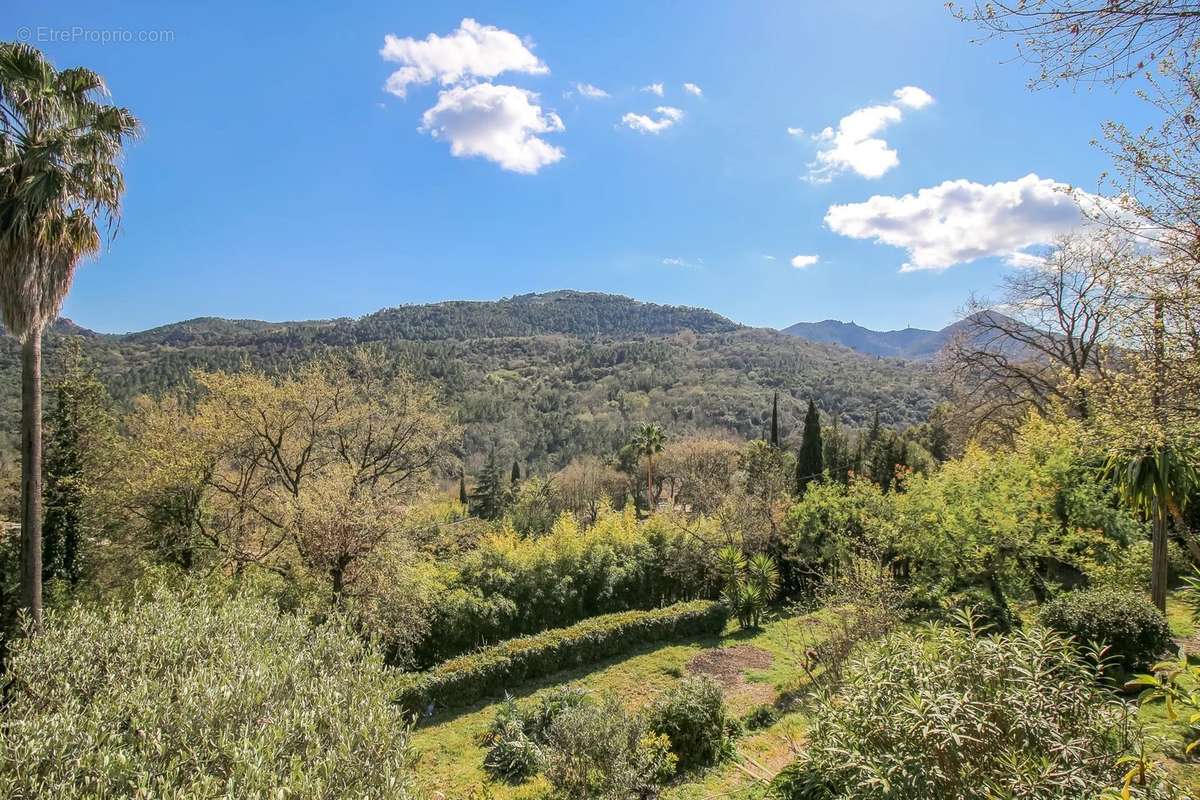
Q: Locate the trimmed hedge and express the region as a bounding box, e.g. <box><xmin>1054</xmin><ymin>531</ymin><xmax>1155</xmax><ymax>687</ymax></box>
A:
<box><xmin>399</xmin><ymin>600</ymin><xmax>728</xmax><ymax>714</ymax></box>
<box><xmin>1038</xmin><ymin>587</ymin><xmax>1173</xmax><ymax>677</ymax></box>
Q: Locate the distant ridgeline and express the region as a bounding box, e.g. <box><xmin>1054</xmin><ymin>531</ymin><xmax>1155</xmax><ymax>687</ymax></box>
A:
<box><xmin>0</xmin><ymin>291</ymin><xmax>945</xmax><ymax>467</ymax></box>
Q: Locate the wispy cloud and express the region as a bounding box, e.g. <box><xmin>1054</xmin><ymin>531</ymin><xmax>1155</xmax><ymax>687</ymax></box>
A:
<box><xmin>662</xmin><ymin>256</ymin><xmax>702</xmax><ymax>268</ymax></box>
<box><xmin>642</xmin><ymin>82</ymin><xmax>665</xmax><ymax>97</ymax></box>
<box><xmin>622</xmin><ymin>106</ymin><xmax>684</xmax><ymax>134</ymax></box>
<box><xmin>572</xmin><ymin>82</ymin><xmax>609</xmax><ymax>99</ymax></box>
<box><xmin>682</xmin><ymin>82</ymin><xmax>703</xmax><ymax>97</ymax></box>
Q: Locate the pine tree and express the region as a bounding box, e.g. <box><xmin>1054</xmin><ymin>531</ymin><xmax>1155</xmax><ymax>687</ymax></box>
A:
<box><xmin>459</xmin><ymin>473</ymin><xmax>468</xmax><ymax>505</ymax></box>
<box><xmin>770</xmin><ymin>391</ymin><xmax>780</xmax><ymax>448</ymax></box>
<box><xmin>511</xmin><ymin>459</ymin><xmax>521</xmax><ymax>484</ymax></box>
<box><xmin>470</xmin><ymin>450</ymin><xmax>508</xmax><ymax>520</ymax></box>
<box><xmin>794</xmin><ymin>399</ymin><xmax>824</xmax><ymax>496</ymax></box>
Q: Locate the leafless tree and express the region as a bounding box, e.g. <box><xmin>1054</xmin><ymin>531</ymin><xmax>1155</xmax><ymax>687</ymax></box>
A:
<box><xmin>941</xmin><ymin>233</ymin><xmax>1131</xmax><ymax>441</ymax></box>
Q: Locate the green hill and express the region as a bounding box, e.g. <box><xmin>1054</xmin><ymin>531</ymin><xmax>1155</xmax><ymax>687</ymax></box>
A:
<box><xmin>0</xmin><ymin>291</ymin><xmax>943</xmax><ymax>467</ymax></box>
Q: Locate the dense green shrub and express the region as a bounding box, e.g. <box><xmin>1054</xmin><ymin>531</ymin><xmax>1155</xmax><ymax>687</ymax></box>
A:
<box><xmin>0</xmin><ymin>584</ymin><xmax>416</xmax><ymax>799</ymax></box>
<box><xmin>399</xmin><ymin>600</ymin><xmax>728</xmax><ymax>714</ymax></box>
<box><xmin>769</xmin><ymin>621</ymin><xmax>1179</xmax><ymax>800</ymax></box>
<box><xmin>481</xmin><ymin>687</ymin><xmax>592</xmax><ymax>781</ymax></box>
<box><xmin>1039</xmin><ymin>587</ymin><xmax>1173</xmax><ymax>676</ymax></box>
<box><xmin>645</xmin><ymin>676</ymin><xmax>737</xmax><ymax>771</ymax></box>
<box><xmin>542</xmin><ymin>694</ymin><xmax>676</xmax><ymax>800</ymax></box>
<box><xmin>415</xmin><ymin>507</ymin><xmax>719</xmax><ymax>666</ymax></box>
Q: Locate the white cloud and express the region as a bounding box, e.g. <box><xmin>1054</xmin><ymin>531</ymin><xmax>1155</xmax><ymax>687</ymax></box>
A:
<box><xmin>791</xmin><ymin>254</ymin><xmax>820</xmax><ymax>269</ymax></box>
<box><xmin>573</xmin><ymin>82</ymin><xmax>609</xmax><ymax>99</ymax></box>
<box><xmin>420</xmin><ymin>83</ymin><xmax>565</xmax><ymax>174</ymax></box>
<box><xmin>786</xmin><ymin>126</ymin><xmax>804</xmax><ymax>137</ymax></box>
<box><xmin>824</xmin><ymin>173</ymin><xmax>1099</xmax><ymax>271</ymax></box>
<box><xmin>893</xmin><ymin>85</ymin><xmax>934</xmax><ymax>109</ymax></box>
<box><xmin>763</xmin><ymin>254</ymin><xmax>777</xmax><ymax>261</ymax></box>
<box><xmin>621</xmin><ymin>106</ymin><xmax>684</xmax><ymax>134</ymax></box>
<box><xmin>807</xmin><ymin>86</ymin><xmax>934</xmax><ymax>182</ymax></box>
<box><xmin>683</xmin><ymin>82</ymin><xmax>703</xmax><ymax>97</ymax></box>
<box><xmin>381</xmin><ymin>18</ymin><xmax>548</xmax><ymax>98</ymax></box>
<box><xmin>662</xmin><ymin>256</ymin><xmax>701</xmax><ymax>268</ymax></box>
<box><xmin>643</xmin><ymin>82</ymin><xmax>665</xmax><ymax>96</ymax></box>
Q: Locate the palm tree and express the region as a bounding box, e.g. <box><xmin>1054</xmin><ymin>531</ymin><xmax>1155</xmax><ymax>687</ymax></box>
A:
<box><xmin>0</xmin><ymin>43</ymin><xmax>139</xmax><ymax>626</ymax></box>
<box><xmin>630</xmin><ymin>423</ymin><xmax>666</xmax><ymax>514</ymax></box>
<box><xmin>1108</xmin><ymin>447</ymin><xmax>1196</xmax><ymax>612</ymax></box>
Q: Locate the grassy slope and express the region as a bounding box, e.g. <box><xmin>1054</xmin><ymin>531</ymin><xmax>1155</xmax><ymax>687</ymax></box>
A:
<box><xmin>413</xmin><ymin>597</ymin><xmax>1200</xmax><ymax>799</ymax></box>
<box><xmin>410</xmin><ymin>616</ymin><xmax>818</xmax><ymax>799</ymax></box>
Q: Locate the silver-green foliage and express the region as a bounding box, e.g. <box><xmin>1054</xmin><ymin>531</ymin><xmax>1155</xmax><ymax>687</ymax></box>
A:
<box><xmin>541</xmin><ymin>694</ymin><xmax>676</xmax><ymax>800</ymax></box>
<box><xmin>0</xmin><ymin>584</ymin><xmax>416</xmax><ymax>799</ymax></box>
<box><xmin>771</xmin><ymin>615</ymin><xmax>1182</xmax><ymax>799</ymax></box>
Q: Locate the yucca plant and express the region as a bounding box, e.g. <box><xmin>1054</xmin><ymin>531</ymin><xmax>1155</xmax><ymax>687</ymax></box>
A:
<box><xmin>718</xmin><ymin>546</ymin><xmax>780</xmax><ymax>629</ymax></box>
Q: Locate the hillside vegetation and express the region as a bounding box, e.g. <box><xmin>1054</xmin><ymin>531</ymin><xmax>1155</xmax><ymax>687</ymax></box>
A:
<box><xmin>0</xmin><ymin>292</ymin><xmax>941</xmax><ymax>467</ymax></box>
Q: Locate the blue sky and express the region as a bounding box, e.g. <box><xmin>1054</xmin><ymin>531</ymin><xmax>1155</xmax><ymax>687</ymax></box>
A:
<box><xmin>9</xmin><ymin>2</ymin><xmax>1151</xmax><ymax>334</ymax></box>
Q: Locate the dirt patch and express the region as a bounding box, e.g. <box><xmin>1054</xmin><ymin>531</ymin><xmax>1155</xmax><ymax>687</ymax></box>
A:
<box><xmin>686</xmin><ymin>645</ymin><xmax>773</xmax><ymax>687</ymax></box>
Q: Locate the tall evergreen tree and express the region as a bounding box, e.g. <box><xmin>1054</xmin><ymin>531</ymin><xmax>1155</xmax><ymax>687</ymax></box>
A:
<box><xmin>511</xmin><ymin>459</ymin><xmax>521</xmax><ymax>484</ymax></box>
<box><xmin>795</xmin><ymin>400</ymin><xmax>824</xmax><ymax>496</ymax></box>
<box><xmin>470</xmin><ymin>450</ymin><xmax>508</xmax><ymax>520</ymax></box>
<box><xmin>458</xmin><ymin>472</ymin><xmax>468</xmax><ymax>505</ymax></box>
<box><xmin>770</xmin><ymin>391</ymin><xmax>780</xmax><ymax>448</ymax></box>
<box><xmin>42</xmin><ymin>338</ymin><xmax>115</xmax><ymax>586</ymax></box>
<box><xmin>823</xmin><ymin>416</ymin><xmax>848</xmax><ymax>485</ymax></box>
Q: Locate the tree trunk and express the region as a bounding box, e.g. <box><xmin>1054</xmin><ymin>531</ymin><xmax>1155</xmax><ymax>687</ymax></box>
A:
<box><xmin>646</xmin><ymin>457</ymin><xmax>654</xmax><ymax>516</ymax></box>
<box><xmin>20</xmin><ymin>327</ymin><xmax>43</xmax><ymax>629</ymax></box>
<box><xmin>1151</xmin><ymin>498</ymin><xmax>1168</xmax><ymax>613</ymax></box>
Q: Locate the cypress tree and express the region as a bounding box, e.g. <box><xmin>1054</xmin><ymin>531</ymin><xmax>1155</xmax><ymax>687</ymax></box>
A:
<box><xmin>43</xmin><ymin>339</ymin><xmax>115</xmax><ymax>586</ymax></box>
<box><xmin>795</xmin><ymin>399</ymin><xmax>824</xmax><ymax>496</ymax></box>
<box><xmin>769</xmin><ymin>391</ymin><xmax>780</xmax><ymax>448</ymax></box>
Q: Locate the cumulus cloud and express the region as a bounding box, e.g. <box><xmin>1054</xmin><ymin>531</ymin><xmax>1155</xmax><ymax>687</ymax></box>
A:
<box><xmin>824</xmin><ymin>173</ymin><xmax>1099</xmax><ymax>271</ymax></box>
<box><xmin>572</xmin><ymin>82</ymin><xmax>609</xmax><ymax>99</ymax></box>
<box><xmin>786</xmin><ymin>126</ymin><xmax>805</xmax><ymax>137</ymax></box>
<box><xmin>622</xmin><ymin>106</ymin><xmax>684</xmax><ymax>134</ymax></box>
<box><xmin>420</xmin><ymin>83</ymin><xmax>565</xmax><ymax>174</ymax></box>
<box><xmin>381</xmin><ymin>18</ymin><xmax>548</xmax><ymax>98</ymax></box>
<box><xmin>683</xmin><ymin>82</ymin><xmax>703</xmax><ymax>97</ymax></box>
<box><xmin>791</xmin><ymin>254</ymin><xmax>820</xmax><ymax>269</ymax></box>
<box><xmin>893</xmin><ymin>85</ymin><xmax>934</xmax><ymax>109</ymax></box>
<box><xmin>808</xmin><ymin>86</ymin><xmax>933</xmax><ymax>182</ymax></box>
<box><xmin>643</xmin><ymin>82</ymin><xmax>665</xmax><ymax>96</ymax></box>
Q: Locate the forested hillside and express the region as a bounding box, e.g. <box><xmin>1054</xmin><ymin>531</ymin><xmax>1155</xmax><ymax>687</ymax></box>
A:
<box><xmin>0</xmin><ymin>291</ymin><xmax>941</xmax><ymax>467</ymax></box>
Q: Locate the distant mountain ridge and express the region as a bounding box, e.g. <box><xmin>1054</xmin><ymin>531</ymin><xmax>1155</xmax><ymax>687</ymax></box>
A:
<box><xmin>781</xmin><ymin>313</ymin><xmax>1022</xmax><ymax>361</ymax></box>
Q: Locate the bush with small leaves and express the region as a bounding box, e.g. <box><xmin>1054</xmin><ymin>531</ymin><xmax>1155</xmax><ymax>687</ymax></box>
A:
<box><xmin>645</xmin><ymin>676</ymin><xmax>738</xmax><ymax>772</ymax></box>
<box><xmin>542</xmin><ymin>693</ymin><xmax>676</xmax><ymax>800</ymax></box>
<box><xmin>769</xmin><ymin>617</ymin><xmax>1183</xmax><ymax>799</ymax></box>
<box><xmin>1039</xmin><ymin>587</ymin><xmax>1173</xmax><ymax>678</ymax></box>
<box><xmin>0</xmin><ymin>583</ymin><xmax>416</xmax><ymax>800</ymax></box>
